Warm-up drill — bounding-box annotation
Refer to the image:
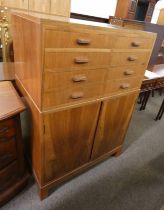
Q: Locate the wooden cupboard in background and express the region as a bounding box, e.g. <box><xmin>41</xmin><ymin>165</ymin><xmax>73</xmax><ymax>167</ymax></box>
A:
<box><xmin>157</xmin><ymin>8</ymin><xmax>164</xmax><ymax>25</ymax></box>
<box><xmin>12</xmin><ymin>12</ymin><xmax>156</xmax><ymax>200</ymax></box>
<box><xmin>115</xmin><ymin>0</ymin><xmax>157</xmax><ymax>22</ymax></box>
<box><xmin>1</xmin><ymin>0</ymin><xmax>71</xmax><ymax>17</ymax></box>
<box><xmin>1</xmin><ymin>0</ymin><xmax>28</xmax><ymax>10</ymax></box>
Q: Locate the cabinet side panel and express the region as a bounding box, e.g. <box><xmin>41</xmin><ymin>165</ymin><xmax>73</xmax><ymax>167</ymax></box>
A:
<box><xmin>16</xmin><ymin>79</ymin><xmax>43</xmax><ymax>185</ymax></box>
<box><xmin>43</xmin><ymin>102</ymin><xmax>101</xmax><ymax>184</ymax></box>
<box><xmin>12</xmin><ymin>14</ymin><xmax>42</xmax><ymax>109</ymax></box>
<box><xmin>91</xmin><ymin>91</ymin><xmax>138</xmax><ymax>160</ymax></box>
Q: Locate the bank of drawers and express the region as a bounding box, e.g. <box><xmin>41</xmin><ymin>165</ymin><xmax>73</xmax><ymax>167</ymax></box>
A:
<box><xmin>45</xmin><ymin>29</ymin><xmax>153</xmax><ymax>50</ymax></box>
<box><xmin>0</xmin><ymin>118</ymin><xmax>17</xmax><ymax>170</ymax></box>
<box><xmin>43</xmin><ymin>29</ymin><xmax>152</xmax><ymax>109</ymax></box>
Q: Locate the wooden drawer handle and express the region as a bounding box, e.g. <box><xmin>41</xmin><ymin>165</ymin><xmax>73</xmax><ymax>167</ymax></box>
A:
<box><xmin>74</xmin><ymin>57</ymin><xmax>89</xmax><ymax>64</ymax></box>
<box><xmin>0</xmin><ymin>127</ymin><xmax>9</xmax><ymax>133</ymax></box>
<box><xmin>124</xmin><ymin>70</ymin><xmax>134</xmax><ymax>76</ymax></box>
<box><xmin>71</xmin><ymin>92</ymin><xmax>84</xmax><ymax>99</ymax></box>
<box><xmin>72</xmin><ymin>75</ymin><xmax>87</xmax><ymax>82</ymax></box>
<box><xmin>120</xmin><ymin>83</ymin><xmax>130</xmax><ymax>89</ymax></box>
<box><xmin>77</xmin><ymin>38</ymin><xmax>91</xmax><ymax>45</ymax></box>
<box><xmin>128</xmin><ymin>56</ymin><xmax>137</xmax><ymax>61</ymax></box>
<box><xmin>131</xmin><ymin>41</ymin><xmax>141</xmax><ymax>47</ymax></box>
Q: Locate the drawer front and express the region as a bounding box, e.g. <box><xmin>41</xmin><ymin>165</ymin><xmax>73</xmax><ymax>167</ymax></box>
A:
<box><xmin>110</xmin><ymin>52</ymin><xmax>150</xmax><ymax>67</ymax></box>
<box><xmin>0</xmin><ymin>137</ymin><xmax>17</xmax><ymax>170</ymax></box>
<box><xmin>0</xmin><ymin>161</ymin><xmax>18</xmax><ymax>192</ymax></box>
<box><xmin>44</xmin><ymin>29</ymin><xmax>114</xmax><ymax>49</ymax></box>
<box><xmin>104</xmin><ymin>77</ymin><xmax>142</xmax><ymax>95</ymax></box>
<box><xmin>44</xmin><ymin>52</ymin><xmax>111</xmax><ymax>70</ymax></box>
<box><xmin>114</xmin><ymin>37</ymin><xmax>154</xmax><ymax>49</ymax></box>
<box><xmin>44</xmin><ymin>68</ymin><xmax>107</xmax><ymax>91</ymax></box>
<box><xmin>0</xmin><ymin>118</ymin><xmax>16</xmax><ymax>139</ymax></box>
<box><xmin>107</xmin><ymin>66</ymin><xmax>146</xmax><ymax>80</ymax></box>
<box><xmin>43</xmin><ymin>84</ymin><xmax>103</xmax><ymax>109</ymax></box>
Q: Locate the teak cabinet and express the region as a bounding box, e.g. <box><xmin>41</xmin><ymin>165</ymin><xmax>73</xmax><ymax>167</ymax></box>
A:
<box><xmin>12</xmin><ymin>12</ymin><xmax>156</xmax><ymax>199</ymax></box>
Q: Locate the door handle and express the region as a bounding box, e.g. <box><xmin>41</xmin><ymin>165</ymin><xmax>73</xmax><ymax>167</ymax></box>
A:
<box><xmin>71</xmin><ymin>92</ymin><xmax>84</xmax><ymax>99</ymax></box>
<box><xmin>74</xmin><ymin>57</ymin><xmax>89</xmax><ymax>64</ymax></box>
<box><xmin>72</xmin><ymin>75</ymin><xmax>87</xmax><ymax>82</ymax></box>
<box><xmin>131</xmin><ymin>41</ymin><xmax>141</xmax><ymax>47</ymax></box>
<box><xmin>77</xmin><ymin>38</ymin><xmax>91</xmax><ymax>45</ymax></box>
<box><xmin>120</xmin><ymin>83</ymin><xmax>130</xmax><ymax>89</ymax></box>
<box><xmin>124</xmin><ymin>70</ymin><xmax>134</xmax><ymax>75</ymax></box>
<box><xmin>128</xmin><ymin>56</ymin><xmax>137</xmax><ymax>61</ymax></box>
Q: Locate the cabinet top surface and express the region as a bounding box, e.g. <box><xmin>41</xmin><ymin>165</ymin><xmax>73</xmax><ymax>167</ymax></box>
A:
<box><xmin>11</xmin><ymin>11</ymin><xmax>156</xmax><ymax>39</ymax></box>
<box><xmin>0</xmin><ymin>81</ymin><xmax>25</xmax><ymax>120</ymax></box>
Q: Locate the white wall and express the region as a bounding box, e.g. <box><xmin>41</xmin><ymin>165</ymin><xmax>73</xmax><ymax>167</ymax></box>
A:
<box><xmin>71</xmin><ymin>0</ymin><xmax>118</xmax><ymax>18</ymax></box>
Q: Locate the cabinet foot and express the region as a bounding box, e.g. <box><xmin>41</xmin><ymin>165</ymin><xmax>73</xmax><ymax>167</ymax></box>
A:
<box><xmin>113</xmin><ymin>148</ymin><xmax>122</xmax><ymax>157</ymax></box>
<box><xmin>39</xmin><ymin>188</ymin><xmax>49</xmax><ymax>200</ymax></box>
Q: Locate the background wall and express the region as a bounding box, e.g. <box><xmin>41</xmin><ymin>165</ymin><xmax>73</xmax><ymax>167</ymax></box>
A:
<box><xmin>71</xmin><ymin>0</ymin><xmax>118</xmax><ymax>18</ymax></box>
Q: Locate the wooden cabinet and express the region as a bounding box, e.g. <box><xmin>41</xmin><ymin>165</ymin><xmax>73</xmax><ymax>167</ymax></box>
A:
<box><xmin>91</xmin><ymin>92</ymin><xmax>138</xmax><ymax>160</ymax></box>
<box><xmin>2</xmin><ymin>0</ymin><xmax>70</xmax><ymax>17</ymax></box>
<box><xmin>0</xmin><ymin>81</ymin><xmax>28</xmax><ymax>207</ymax></box>
<box><xmin>12</xmin><ymin>12</ymin><xmax>156</xmax><ymax>200</ymax></box>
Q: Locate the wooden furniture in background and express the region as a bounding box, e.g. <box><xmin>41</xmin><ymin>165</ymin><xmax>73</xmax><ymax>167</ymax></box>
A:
<box><xmin>12</xmin><ymin>12</ymin><xmax>156</xmax><ymax>200</ymax></box>
<box><xmin>155</xmin><ymin>98</ymin><xmax>164</xmax><ymax>120</ymax></box>
<box><xmin>139</xmin><ymin>65</ymin><xmax>164</xmax><ymax>115</ymax></box>
<box><xmin>0</xmin><ymin>81</ymin><xmax>28</xmax><ymax>207</ymax></box>
<box><xmin>1</xmin><ymin>0</ymin><xmax>71</xmax><ymax>17</ymax></box>
<box><xmin>115</xmin><ymin>0</ymin><xmax>157</xmax><ymax>22</ymax></box>
<box><xmin>0</xmin><ymin>62</ymin><xmax>15</xmax><ymax>81</ymax></box>
<box><xmin>157</xmin><ymin>8</ymin><xmax>164</xmax><ymax>25</ymax></box>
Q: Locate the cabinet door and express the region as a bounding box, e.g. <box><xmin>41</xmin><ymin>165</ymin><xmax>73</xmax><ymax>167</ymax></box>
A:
<box><xmin>43</xmin><ymin>102</ymin><xmax>101</xmax><ymax>183</ymax></box>
<box><xmin>50</xmin><ymin>0</ymin><xmax>70</xmax><ymax>17</ymax></box>
<box><xmin>91</xmin><ymin>92</ymin><xmax>138</xmax><ymax>160</ymax></box>
<box><xmin>29</xmin><ymin>0</ymin><xmax>50</xmax><ymax>13</ymax></box>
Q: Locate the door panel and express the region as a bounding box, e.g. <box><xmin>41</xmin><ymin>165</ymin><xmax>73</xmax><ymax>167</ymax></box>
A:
<box><xmin>43</xmin><ymin>102</ymin><xmax>101</xmax><ymax>183</ymax></box>
<box><xmin>91</xmin><ymin>92</ymin><xmax>138</xmax><ymax>160</ymax></box>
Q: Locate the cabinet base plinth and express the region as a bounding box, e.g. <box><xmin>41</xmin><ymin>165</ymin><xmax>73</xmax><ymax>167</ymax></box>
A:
<box><xmin>35</xmin><ymin>146</ymin><xmax>121</xmax><ymax>200</ymax></box>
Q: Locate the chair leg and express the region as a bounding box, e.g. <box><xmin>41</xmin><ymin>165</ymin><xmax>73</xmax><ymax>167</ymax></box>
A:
<box><xmin>155</xmin><ymin>99</ymin><xmax>164</xmax><ymax>121</ymax></box>
<box><xmin>140</xmin><ymin>91</ymin><xmax>151</xmax><ymax>111</ymax></box>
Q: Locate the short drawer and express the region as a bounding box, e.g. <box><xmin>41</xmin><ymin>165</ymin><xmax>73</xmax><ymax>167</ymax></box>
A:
<box><xmin>110</xmin><ymin>52</ymin><xmax>150</xmax><ymax>67</ymax></box>
<box><xmin>43</xmin><ymin>83</ymin><xmax>104</xmax><ymax>109</ymax></box>
<box><xmin>0</xmin><ymin>161</ymin><xmax>18</xmax><ymax>192</ymax></box>
<box><xmin>104</xmin><ymin>77</ymin><xmax>142</xmax><ymax>95</ymax></box>
<box><xmin>44</xmin><ymin>68</ymin><xmax>107</xmax><ymax>91</ymax></box>
<box><xmin>0</xmin><ymin>137</ymin><xmax>17</xmax><ymax>170</ymax></box>
<box><xmin>113</xmin><ymin>36</ymin><xmax>154</xmax><ymax>49</ymax></box>
<box><xmin>107</xmin><ymin>66</ymin><xmax>146</xmax><ymax>80</ymax></box>
<box><xmin>0</xmin><ymin>118</ymin><xmax>16</xmax><ymax>139</ymax></box>
<box><xmin>44</xmin><ymin>29</ymin><xmax>114</xmax><ymax>49</ymax></box>
<box><xmin>44</xmin><ymin>52</ymin><xmax>111</xmax><ymax>70</ymax></box>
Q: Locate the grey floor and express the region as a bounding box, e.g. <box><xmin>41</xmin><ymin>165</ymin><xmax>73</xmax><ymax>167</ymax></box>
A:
<box><xmin>1</xmin><ymin>94</ymin><xmax>164</xmax><ymax>210</ymax></box>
